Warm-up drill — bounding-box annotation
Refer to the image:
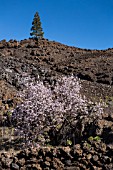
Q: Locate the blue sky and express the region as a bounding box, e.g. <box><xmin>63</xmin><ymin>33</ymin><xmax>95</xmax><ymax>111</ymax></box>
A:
<box><xmin>0</xmin><ymin>0</ymin><xmax>113</xmax><ymax>49</ymax></box>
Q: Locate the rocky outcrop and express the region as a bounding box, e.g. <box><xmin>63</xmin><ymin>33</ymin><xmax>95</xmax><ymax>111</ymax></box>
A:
<box><xmin>0</xmin><ymin>38</ymin><xmax>113</xmax><ymax>85</ymax></box>
<box><xmin>0</xmin><ymin>142</ymin><xmax>113</xmax><ymax>170</ymax></box>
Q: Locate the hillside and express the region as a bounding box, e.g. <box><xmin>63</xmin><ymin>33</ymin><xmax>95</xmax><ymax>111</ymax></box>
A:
<box><xmin>0</xmin><ymin>38</ymin><xmax>113</xmax><ymax>111</ymax></box>
<box><xmin>0</xmin><ymin>38</ymin><xmax>113</xmax><ymax>170</ymax></box>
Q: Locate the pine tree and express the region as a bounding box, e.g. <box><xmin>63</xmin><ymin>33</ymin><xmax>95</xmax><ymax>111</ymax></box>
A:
<box><xmin>30</xmin><ymin>12</ymin><xmax>44</xmax><ymax>39</ymax></box>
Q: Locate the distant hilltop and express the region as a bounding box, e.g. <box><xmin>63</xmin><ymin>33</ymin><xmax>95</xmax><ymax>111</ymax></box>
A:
<box><xmin>0</xmin><ymin>38</ymin><xmax>113</xmax><ymax>52</ymax></box>
<box><xmin>0</xmin><ymin>38</ymin><xmax>113</xmax><ymax>87</ymax></box>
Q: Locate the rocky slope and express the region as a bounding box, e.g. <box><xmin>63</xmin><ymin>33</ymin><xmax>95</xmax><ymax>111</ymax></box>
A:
<box><xmin>0</xmin><ymin>38</ymin><xmax>113</xmax><ymax>169</ymax></box>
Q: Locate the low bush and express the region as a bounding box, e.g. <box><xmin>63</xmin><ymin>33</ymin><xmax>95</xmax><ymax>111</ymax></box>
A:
<box><xmin>11</xmin><ymin>75</ymin><xmax>105</xmax><ymax>146</ymax></box>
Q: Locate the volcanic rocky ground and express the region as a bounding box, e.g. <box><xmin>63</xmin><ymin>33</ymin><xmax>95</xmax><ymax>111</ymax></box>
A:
<box><xmin>0</xmin><ymin>38</ymin><xmax>113</xmax><ymax>169</ymax></box>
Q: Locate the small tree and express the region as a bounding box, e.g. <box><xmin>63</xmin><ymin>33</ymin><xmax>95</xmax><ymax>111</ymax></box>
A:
<box><xmin>30</xmin><ymin>12</ymin><xmax>44</xmax><ymax>39</ymax></box>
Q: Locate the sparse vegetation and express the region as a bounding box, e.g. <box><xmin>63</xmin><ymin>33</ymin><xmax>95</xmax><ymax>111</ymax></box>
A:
<box><xmin>88</xmin><ymin>136</ymin><xmax>101</xmax><ymax>142</ymax></box>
